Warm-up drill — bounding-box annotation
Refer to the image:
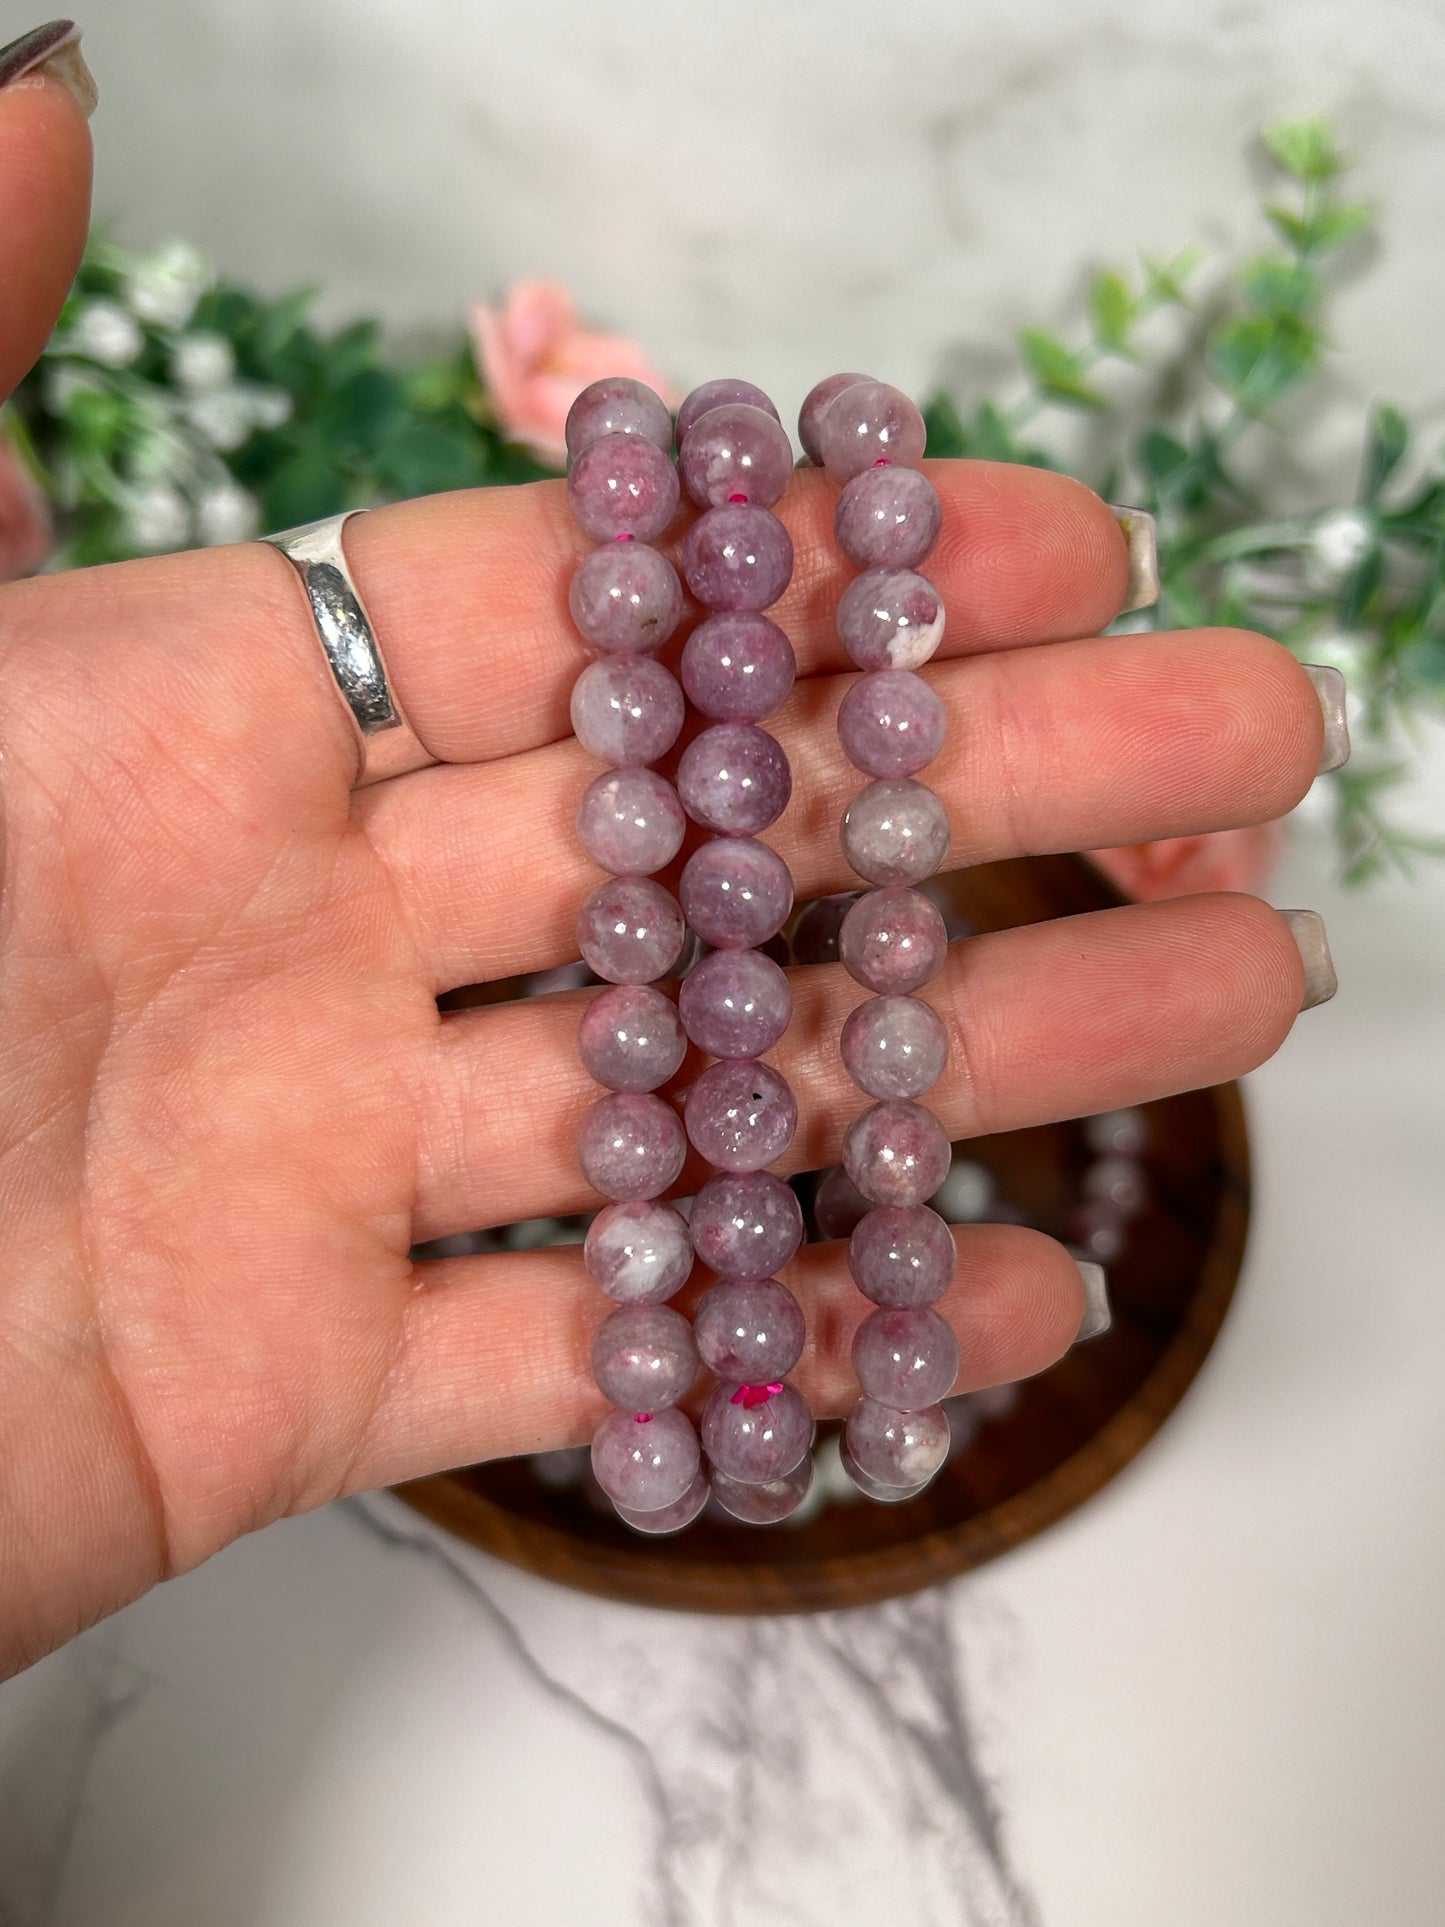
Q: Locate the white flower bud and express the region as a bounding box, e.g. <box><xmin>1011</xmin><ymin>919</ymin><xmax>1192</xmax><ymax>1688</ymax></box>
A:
<box><xmin>1306</xmin><ymin>509</ymin><xmax>1375</xmax><ymax>590</ymax></box>
<box><xmin>247</xmin><ymin>386</ymin><xmax>294</xmax><ymax>431</ymax></box>
<box><xmin>43</xmin><ymin>364</ymin><xmax>104</xmax><ymax>413</ymax></box>
<box><xmin>124</xmin><ymin>484</ymin><xmax>191</xmax><ymax>553</ymax></box>
<box><xmin>123</xmin><ymin>241</ymin><xmax>213</xmax><ymax>330</ymax></box>
<box><xmin>70</xmin><ymin>299</ymin><xmax>144</xmax><ymax>368</ymax></box>
<box><xmin>171</xmin><ymin>332</ymin><xmax>236</xmax><ymax>393</ymax></box>
<box><xmin>184</xmin><ymin>389</ymin><xmax>255</xmax><ymax>452</ymax></box>
<box><xmin>196</xmin><ymin>481</ymin><xmax>259</xmax><ymax>547</ymax></box>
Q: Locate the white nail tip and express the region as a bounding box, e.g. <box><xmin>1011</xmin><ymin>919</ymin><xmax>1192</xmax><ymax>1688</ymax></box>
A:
<box><xmin>1075</xmin><ymin>1260</ymin><xmax>1112</xmax><ymax>1341</ymax></box>
<box><xmin>1109</xmin><ymin>505</ymin><xmax>1160</xmax><ymax>614</ymax></box>
<box><xmin>1303</xmin><ymin>664</ymin><xmax>1351</xmax><ymax>773</ymax></box>
<box><xmin>1280</xmin><ymin>908</ymin><xmax>1338</xmax><ymax>1011</ymax></box>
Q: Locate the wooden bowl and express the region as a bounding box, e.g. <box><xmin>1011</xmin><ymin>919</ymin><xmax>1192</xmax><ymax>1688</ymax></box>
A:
<box><xmin>397</xmin><ymin>853</ymin><xmax>1250</xmax><ymax>1613</ymax></box>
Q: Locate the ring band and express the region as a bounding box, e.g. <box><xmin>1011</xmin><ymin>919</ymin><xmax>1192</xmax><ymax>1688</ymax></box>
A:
<box><xmin>261</xmin><ymin>510</ymin><xmax>431</xmax><ymax>785</ymax></box>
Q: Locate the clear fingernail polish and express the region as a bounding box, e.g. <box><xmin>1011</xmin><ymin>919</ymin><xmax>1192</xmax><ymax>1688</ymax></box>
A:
<box><xmin>1109</xmin><ymin>504</ymin><xmax>1159</xmax><ymax>614</ymax></box>
<box><xmin>1302</xmin><ymin>664</ymin><xmax>1351</xmax><ymax>773</ymax></box>
<box><xmin>0</xmin><ymin>20</ymin><xmax>98</xmax><ymax>118</ymax></box>
<box><xmin>1074</xmin><ymin>1259</ymin><xmax>1112</xmax><ymax>1341</ymax></box>
<box><xmin>1280</xmin><ymin>909</ymin><xmax>1338</xmax><ymax>1011</ymax></box>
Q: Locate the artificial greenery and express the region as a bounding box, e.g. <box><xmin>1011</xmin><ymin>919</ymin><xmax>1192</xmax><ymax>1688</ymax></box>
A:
<box><xmin>5</xmin><ymin>120</ymin><xmax>1441</xmax><ymax>882</ymax></box>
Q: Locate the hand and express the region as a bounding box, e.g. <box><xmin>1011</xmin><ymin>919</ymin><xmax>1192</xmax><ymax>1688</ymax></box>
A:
<box><xmin>0</xmin><ymin>59</ymin><xmax>1327</xmax><ymax>1677</ymax></box>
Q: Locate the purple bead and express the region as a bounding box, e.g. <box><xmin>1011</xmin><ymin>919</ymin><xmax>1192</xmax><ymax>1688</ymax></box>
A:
<box><xmin>591</xmin><ymin>1405</ymin><xmax>700</xmax><ymax>1511</ymax></box>
<box><xmin>678</xmin><ymin>947</ymin><xmax>792</xmax><ymax>1059</ymax></box>
<box><xmin>838</xmin><ymin>1443</ymin><xmax>930</xmax><ymax>1504</ymax></box>
<box><xmin>565</xmin><ymin>377</ymin><xmax>673</xmax><ymax>463</ymax></box>
<box><xmin>614</xmin><ymin>1467</ymin><xmax>710</xmax><ymax>1534</ymax></box>
<box><xmin>677</xmin><ymin>723</ymin><xmax>792</xmax><ymax>835</ymax></box>
<box><xmin>852</xmin><ymin>1305</ymin><xmax>960</xmax><ymax>1409</ymax></box>
<box><xmin>711</xmin><ymin>1456</ymin><xmax>813</xmax><ymax>1525</ymax></box>
<box><xmin>849</xmin><ymin>1204</ymin><xmax>955</xmax><ymax>1307</ymax></box>
<box><xmin>1084</xmin><ymin>1155</ymin><xmax>1148</xmax><ymax>1217</ymax></box>
<box><xmin>788</xmin><ymin>893</ymin><xmax>860</xmax><ymax>967</ymax></box>
<box><xmin>578</xmin><ymin>983</ymin><xmax>686</xmax><ymax>1092</ymax></box>
<box><xmin>577</xmin><ymin>876</ymin><xmax>686</xmax><ymax>985</ymax></box>
<box><xmin>838</xmin><ymin>669</ymin><xmax>946</xmax><ymax>779</ymax></box>
<box><xmin>835</xmin><ymin>466</ymin><xmax>942</xmax><ymax>570</ymax></box>
<box><xmin>798</xmin><ymin>371</ymin><xmax>872</xmax><ymax>466</ymax></box>
<box><xmin>680</xmin><ymin>613</ymin><xmax>796</xmax><ymax>722</ymax></box>
<box><xmin>842</xmin><ymin>779</ymin><xmax>950</xmax><ymax>886</ymax></box>
<box><xmin>570</xmin><ymin>656</ymin><xmax>684</xmax><ymax>768</ymax></box>
<box><xmin>839</xmin><ymin>886</ymin><xmax>948</xmax><ymax>995</ymax></box>
<box><xmin>585</xmin><ymin>1199</ymin><xmax>694</xmax><ymax>1305</ymax></box>
<box><xmin>675</xmin><ymin>378</ymin><xmax>781</xmax><ymax>449</ymax></box>
<box><xmin>694</xmin><ymin>1277</ymin><xmax>806</xmax><ymax>1380</ymax></box>
<box><xmin>679</xmin><ymin>837</ymin><xmax>794</xmax><ymax>949</ymax></box>
<box><xmin>680</xmin><ymin>402</ymin><xmax>795</xmax><ymax>510</ymax></box>
<box><xmin>577</xmin><ymin>767</ymin><xmax>686</xmax><ymax>876</ymax></box>
<box><xmin>569</xmin><ymin>543</ymin><xmax>683</xmax><ymax>655</ymax></box>
<box><xmin>701</xmin><ymin>1381</ymin><xmax>812</xmax><ymax>1481</ymax></box>
<box><xmin>840</xmin><ymin>994</ymin><xmax>948</xmax><ymax>1100</ymax></box>
<box><xmin>577</xmin><ymin>1091</ymin><xmax>687</xmax><ymax>1201</ymax></box>
<box><xmin>844</xmin><ymin>1395</ymin><xmax>950</xmax><ymax>1486</ymax></box>
<box><xmin>813</xmin><ymin>1164</ymin><xmax>871</xmax><ymax>1240</ymax></box>
<box><xmin>683</xmin><ymin>505</ymin><xmax>794</xmax><ymax>612</ymax></box>
<box><xmin>567</xmin><ymin>434</ymin><xmax>680</xmax><ymax>544</ymax></box>
<box><xmin>690</xmin><ymin>1171</ymin><xmax>803</xmax><ymax>1279</ymax></box>
<box><xmin>842</xmin><ymin>1099</ymin><xmax>951</xmax><ymax>1208</ymax></box>
<box><xmin>591</xmin><ymin>1303</ymin><xmax>699</xmax><ymax>1411</ymax></box>
<box><xmin>836</xmin><ymin>569</ymin><xmax>945</xmax><ymax>672</ymax></box>
<box><xmin>817</xmin><ymin>380</ymin><xmax>927</xmax><ymax>482</ymax></box>
<box><xmin>1084</xmin><ymin>1107</ymin><xmax>1150</xmax><ymax>1157</ymax></box>
<box><xmin>683</xmin><ymin>1058</ymin><xmax>797</xmax><ymax>1172</ymax></box>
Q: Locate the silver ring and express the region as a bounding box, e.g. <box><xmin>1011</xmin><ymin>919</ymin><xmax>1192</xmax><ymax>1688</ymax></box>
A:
<box><xmin>261</xmin><ymin>509</ymin><xmax>432</xmax><ymax>785</ymax></box>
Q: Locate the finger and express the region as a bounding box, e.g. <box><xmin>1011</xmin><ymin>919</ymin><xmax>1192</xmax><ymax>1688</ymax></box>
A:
<box><xmin>343</xmin><ymin>1222</ymin><xmax>1083</xmax><ymax>1488</ymax></box>
<box><xmin>363</xmin><ymin>625</ymin><xmax>1322</xmax><ymax>989</ymax></box>
<box><xmin>0</xmin><ymin>25</ymin><xmax>95</xmax><ymax>400</ymax></box>
<box><xmin>413</xmin><ymin>891</ymin><xmax>1303</xmax><ymax>1241</ymax></box>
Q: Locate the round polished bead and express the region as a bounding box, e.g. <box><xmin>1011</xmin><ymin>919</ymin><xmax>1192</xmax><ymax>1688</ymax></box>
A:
<box><xmin>680</xmin><ymin>402</ymin><xmax>794</xmax><ymax>509</ymax></box>
<box><xmin>614</xmin><ymin>1467</ymin><xmax>710</xmax><ymax>1534</ymax></box>
<box><xmin>844</xmin><ymin>1394</ymin><xmax>950</xmax><ymax>1486</ymax></box>
<box><xmin>701</xmin><ymin>1381</ymin><xmax>812</xmax><ymax>1482</ymax></box>
<box><xmin>567</xmin><ymin>433</ymin><xmax>680</xmax><ymax>544</ymax></box>
<box><xmin>842</xmin><ymin>1099</ymin><xmax>951</xmax><ymax>1208</ymax></box>
<box><xmin>818</xmin><ymin>380</ymin><xmax>927</xmax><ymax>482</ymax></box>
<box><xmin>577</xmin><ymin>1091</ymin><xmax>687</xmax><ymax>1201</ymax></box>
<box><xmin>1084</xmin><ymin>1107</ymin><xmax>1151</xmax><ymax>1157</ymax></box>
<box><xmin>840</xmin><ymin>994</ymin><xmax>948</xmax><ymax>1099</ymax></box>
<box><xmin>677</xmin><ymin>723</ymin><xmax>792</xmax><ymax>835</ymax></box>
<box><xmin>565</xmin><ymin>376</ymin><xmax>673</xmax><ymax>463</ymax></box>
<box><xmin>842</xmin><ymin>779</ymin><xmax>950</xmax><ymax>886</ymax></box>
<box><xmin>852</xmin><ymin>1305</ymin><xmax>960</xmax><ymax>1409</ymax></box>
<box><xmin>797</xmin><ymin>371</ymin><xmax>872</xmax><ymax>466</ymax></box>
<box><xmin>679</xmin><ymin>837</ymin><xmax>794</xmax><ymax>950</ymax></box>
<box><xmin>835</xmin><ymin>465</ymin><xmax>942</xmax><ymax>570</ymax></box>
<box><xmin>839</xmin><ymin>886</ymin><xmax>948</xmax><ymax>995</ymax></box>
<box><xmin>578</xmin><ymin>983</ymin><xmax>686</xmax><ymax>1092</ymax></box>
<box><xmin>813</xmin><ymin>1164</ymin><xmax>871</xmax><ymax>1239</ymax></box>
<box><xmin>683</xmin><ymin>504</ymin><xmax>794</xmax><ymax>612</ymax></box>
<box><xmin>694</xmin><ymin>1277</ymin><xmax>806</xmax><ymax>1381</ymax></box>
<box><xmin>849</xmin><ymin>1204</ymin><xmax>955</xmax><ymax>1307</ymax></box>
<box><xmin>570</xmin><ymin>656</ymin><xmax>684</xmax><ymax>767</ymax></box>
<box><xmin>568</xmin><ymin>543</ymin><xmax>684</xmax><ymax>656</ymax></box>
<box><xmin>591</xmin><ymin>1303</ymin><xmax>699</xmax><ymax>1411</ymax></box>
<box><xmin>678</xmin><ymin>947</ymin><xmax>791</xmax><ymax>1059</ymax></box>
<box><xmin>577</xmin><ymin>875</ymin><xmax>686</xmax><ymax>985</ymax></box>
<box><xmin>839</xmin><ymin>1441</ymin><xmax>931</xmax><ymax>1503</ymax></box>
<box><xmin>711</xmin><ymin>1455</ymin><xmax>813</xmax><ymax>1525</ymax></box>
<box><xmin>690</xmin><ymin>1170</ymin><xmax>804</xmax><ymax>1280</ymax></box>
<box><xmin>683</xmin><ymin>1058</ymin><xmax>797</xmax><ymax>1172</ymax></box>
<box><xmin>680</xmin><ymin>613</ymin><xmax>796</xmax><ymax>722</ymax></box>
<box><xmin>577</xmin><ymin>767</ymin><xmax>686</xmax><ymax>876</ymax></box>
<box><xmin>788</xmin><ymin>892</ymin><xmax>860</xmax><ymax>967</ymax></box>
<box><xmin>675</xmin><ymin>378</ymin><xmax>781</xmax><ymax>448</ymax></box>
<box><xmin>591</xmin><ymin>1405</ymin><xmax>700</xmax><ymax>1511</ymax></box>
<box><xmin>585</xmin><ymin>1199</ymin><xmax>694</xmax><ymax>1304</ymax></box>
<box><xmin>1084</xmin><ymin>1155</ymin><xmax>1148</xmax><ymax>1217</ymax></box>
<box><xmin>836</xmin><ymin>569</ymin><xmax>945</xmax><ymax>672</ymax></box>
<box><xmin>838</xmin><ymin>669</ymin><xmax>946</xmax><ymax>779</ymax></box>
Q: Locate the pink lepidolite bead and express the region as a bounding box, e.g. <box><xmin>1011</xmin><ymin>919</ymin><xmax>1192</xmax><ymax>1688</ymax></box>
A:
<box><xmin>848</xmin><ymin>1204</ymin><xmax>955</xmax><ymax>1307</ymax></box>
<box><xmin>842</xmin><ymin>1098</ymin><xmax>951</xmax><ymax>1208</ymax></box>
<box><xmin>614</xmin><ymin>1468</ymin><xmax>711</xmax><ymax>1534</ymax></box>
<box><xmin>683</xmin><ymin>504</ymin><xmax>794</xmax><ymax>612</ymax></box>
<box><xmin>567</xmin><ymin>433</ymin><xmax>680</xmax><ymax>544</ymax></box>
<box><xmin>569</xmin><ymin>543</ymin><xmax>683</xmax><ymax>655</ymax></box>
<box><xmin>842</xmin><ymin>779</ymin><xmax>950</xmax><ymax>886</ymax></box>
<box><xmin>694</xmin><ymin>1277</ymin><xmax>806</xmax><ymax>1381</ymax></box>
<box><xmin>577</xmin><ymin>875</ymin><xmax>685</xmax><ymax>985</ymax></box>
<box><xmin>591</xmin><ymin>1303</ymin><xmax>699</xmax><ymax>1411</ymax></box>
<box><xmin>701</xmin><ymin>1381</ymin><xmax>813</xmax><ymax>1482</ymax></box>
<box><xmin>813</xmin><ymin>1164</ymin><xmax>871</xmax><ymax>1239</ymax></box>
<box><xmin>836</xmin><ymin>569</ymin><xmax>945</xmax><ymax>671</ymax></box>
<box><xmin>577</xmin><ymin>1091</ymin><xmax>687</xmax><ymax>1200</ymax></box>
<box><xmin>577</xmin><ymin>983</ymin><xmax>686</xmax><ymax>1092</ymax></box>
<box><xmin>689</xmin><ymin>1170</ymin><xmax>804</xmax><ymax>1279</ymax></box>
<box><xmin>851</xmin><ymin>1305</ymin><xmax>960</xmax><ymax>1408</ymax></box>
<box><xmin>677</xmin><ymin>723</ymin><xmax>792</xmax><ymax>835</ymax></box>
<box><xmin>683</xmin><ymin>1058</ymin><xmax>797</xmax><ymax>1172</ymax></box>
<box><xmin>576</xmin><ymin>766</ymin><xmax>686</xmax><ymax>875</ymax></box>
<box><xmin>585</xmin><ymin>1199</ymin><xmax>694</xmax><ymax>1304</ymax></box>
<box><xmin>565</xmin><ymin>376</ymin><xmax>673</xmax><ymax>463</ymax></box>
<box><xmin>835</xmin><ymin>466</ymin><xmax>942</xmax><ymax>571</ymax></box>
<box><xmin>679</xmin><ymin>837</ymin><xmax>794</xmax><ymax>949</ymax></box>
<box><xmin>675</xmin><ymin>378</ymin><xmax>781</xmax><ymax>448</ymax></box>
<box><xmin>837</xmin><ymin>669</ymin><xmax>947</xmax><ymax>779</ymax></box>
<box><xmin>680</xmin><ymin>402</ymin><xmax>794</xmax><ymax>509</ymax></box>
<box><xmin>678</xmin><ymin>947</ymin><xmax>792</xmax><ymax>1059</ymax></box>
<box><xmin>839</xmin><ymin>886</ymin><xmax>948</xmax><ymax>995</ymax></box>
<box><xmin>843</xmin><ymin>1395</ymin><xmax>950</xmax><ymax>1487</ymax></box>
<box><xmin>840</xmin><ymin>994</ymin><xmax>948</xmax><ymax>1099</ymax></box>
<box><xmin>798</xmin><ymin>371</ymin><xmax>872</xmax><ymax>466</ymax></box>
<box><xmin>710</xmin><ymin>1456</ymin><xmax>813</xmax><ymax>1524</ymax></box>
<box><xmin>680</xmin><ymin>613</ymin><xmax>796</xmax><ymax>722</ymax></box>
<box><xmin>817</xmin><ymin>380</ymin><xmax>928</xmax><ymax>482</ymax></box>
<box><xmin>570</xmin><ymin>656</ymin><xmax>684</xmax><ymax>767</ymax></box>
<box><xmin>592</xmin><ymin>1405</ymin><xmax>701</xmax><ymax>1511</ymax></box>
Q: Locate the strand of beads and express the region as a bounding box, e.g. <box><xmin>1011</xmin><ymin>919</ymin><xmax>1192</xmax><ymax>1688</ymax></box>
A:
<box><xmin>672</xmin><ymin>380</ymin><xmax>815</xmax><ymax>1525</ymax></box>
<box><xmin>799</xmin><ymin>375</ymin><xmax>960</xmax><ymax>1502</ymax></box>
<box><xmin>566</xmin><ymin>378</ymin><xmax>708</xmax><ymax>1536</ymax></box>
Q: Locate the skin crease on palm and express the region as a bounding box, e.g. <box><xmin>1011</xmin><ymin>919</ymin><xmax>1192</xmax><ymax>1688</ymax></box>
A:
<box><xmin>0</xmin><ymin>67</ymin><xmax>1329</xmax><ymax>1679</ymax></box>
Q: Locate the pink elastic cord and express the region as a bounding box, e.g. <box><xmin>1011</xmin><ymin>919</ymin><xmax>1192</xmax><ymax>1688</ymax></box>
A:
<box><xmin>730</xmin><ymin>1382</ymin><xmax>784</xmax><ymax>1409</ymax></box>
<box><xmin>633</xmin><ymin>1412</ymin><xmax>654</xmax><ymax>1424</ymax></box>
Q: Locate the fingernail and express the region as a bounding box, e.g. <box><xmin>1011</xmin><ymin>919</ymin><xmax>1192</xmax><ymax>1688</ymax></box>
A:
<box><xmin>0</xmin><ymin>20</ymin><xmax>98</xmax><ymax>118</ymax></box>
<box><xmin>1074</xmin><ymin>1259</ymin><xmax>1112</xmax><ymax>1341</ymax></box>
<box><xmin>1302</xmin><ymin>664</ymin><xmax>1351</xmax><ymax>773</ymax></box>
<box><xmin>1109</xmin><ymin>504</ymin><xmax>1159</xmax><ymax>614</ymax></box>
<box><xmin>1280</xmin><ymin>909</ymin><xmax>1338</xmax><ymax>1010</ymax></box>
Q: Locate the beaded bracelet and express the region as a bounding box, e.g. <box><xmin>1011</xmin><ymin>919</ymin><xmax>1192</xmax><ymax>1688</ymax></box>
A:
<box><xmin>799</xmin><ymin>374</ymin><xmax>961</xmax><ymax>1500</ymax></box>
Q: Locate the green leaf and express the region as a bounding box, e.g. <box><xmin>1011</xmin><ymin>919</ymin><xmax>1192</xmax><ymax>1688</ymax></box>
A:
<box><xmin>263</xmin><ymin>445</ymin><xmax>347</xmax><ymax>529</ymax></box>
<box><xmin>374</xmin><ymin>421</ymin><xmax>488</xmax><ymax>498</ymax></box>
<box><xmin>922</xmin><ymin>392</ymin><xmax>969</xmax><ymax>459</ymax></box>
<box><xmin>316</xmin><ymin>367</ymin><xmax>404</xmax><ymax>452</ymax></box>
<box><xmin>1238</xmin><ymin>255</ymin><xmax>1317</xmax><ymax>315</ymax></box>
<box><xmin>1310</xmin><ymin>201</ymin><xmax>1372</xmax><ymax>250</ymax></box>
<box><xmin>1264</xmin><ymin>119</ymin><xmax>1343</xmax><ymax>184</ymax></box>
<box><xmin>1339</xmin><ymin>544</ymin><xmax>1384</xmax><ymax>627</ymax></box>
<box><xmin>253</xmin><ymin>286</ymin><xmax>321</xmax><ymax>363</ymax></box>
<box><xmin>1207</xmin><ymin>312</ymin><xmax>1318</xmax><ymax>413</ymax></box>
<box><xmin>1358</xmin><ymin>404</ymin><xmax>1409</xmax><ymax>504</ymax></box>
<box><xmin>1140</xmin><ymin>247</ymin><xmax>1201</xmax><ymax>306</ymax></box>
<box><xmin>1018</xmin><ymin>328</ymin><xmax>1108</xmax><ymax>410</ymax></box>
<box><xmin>1264</xmin><ymin>205</ymin><xmax>1311</xmax><ymax>251</ymax></box>
<box><xmin>1088</xmin><ymin>271</ymin><xmax>1135</xmax><ymax>351</ymax></box>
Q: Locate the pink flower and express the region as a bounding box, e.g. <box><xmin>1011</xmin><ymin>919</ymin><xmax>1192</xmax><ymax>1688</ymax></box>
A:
<box><xmin>470</xmin><ymin>282</ymin><xmax>673</xmax><ymax>467</ymax></box>
<box><xmin>1087</xmin><ymin>823</ymin><xmax>1287</xmax><ymax>902</ymax></box>
<box><xmin>0</xmin><ymin>433</ymin><xmax>52</xmax><ymax>581</ymax></box>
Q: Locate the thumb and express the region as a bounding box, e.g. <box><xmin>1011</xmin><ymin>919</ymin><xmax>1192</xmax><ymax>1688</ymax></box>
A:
<box><xmin>0</xmin><ymin>19</ymin><xmax>96</xmax><ymax>402</ymax></box>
